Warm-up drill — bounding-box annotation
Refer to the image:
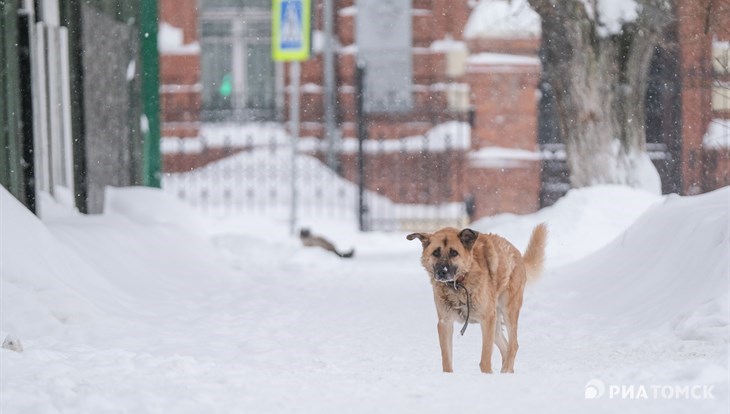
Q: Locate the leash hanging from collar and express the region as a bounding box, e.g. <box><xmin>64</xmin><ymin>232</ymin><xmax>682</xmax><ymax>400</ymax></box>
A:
<box><xmin>454</xmin><ymin>282</ymin><xmax>471</xmax><ymax>336</ymax></box>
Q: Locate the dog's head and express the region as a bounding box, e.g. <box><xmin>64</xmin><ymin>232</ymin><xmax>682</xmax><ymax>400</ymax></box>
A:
<box><xmin>407</xmin><ymin>227</ymin><xmax>479</xmax><ymax>283</ymax></box>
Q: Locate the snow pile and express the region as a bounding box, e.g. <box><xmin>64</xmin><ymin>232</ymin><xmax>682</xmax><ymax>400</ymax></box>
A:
<box><xmin>36</xmin><ymin>186</ymin><xmax>80</xmax><ymax>219</ymax></box>
<box><xmin>0</xmin><ymin>188</ymin><xmax>126</xmax><ymax>339</ymax></box>
<box><xmin>553</xmin><ymin>187</ymin><xmax>729</xmax><ymax>338</ymax></box>
<box><xmin>158</xmin><ymin>22</ymin><xmax>200</xmax><ymax>55</ymax></box>
<box><xmin>704</xmin><ymin>119</ymin><xmax>730</xmax><ymax>149</ymax></box>
<box><xmin>618</xmin><ymin>150</ymin><xmax>663</xmax><ymax>195</ymax></box>
<box><xmin>472</xmin><ymin>185</ymin><xmax>662</xmax><ymax>266</ymax></box>
<box><xmin>0</xmin><ymin>186</ymin><xmax>235</xmax><ymax>342</ymax></box>
<box><xmin>464</xmin><ymin>0</ymin><xmax>541</xmax><ymax>39</ymax></box>
<box><xmin>580</xmin><ymin>0</ymin><xmax>639</xmax><ymax>37</ymax></box>
<box><xmin>105</xmin><ymin>186</ymin><xmax>213</xmax><ymax>237</ymax></box>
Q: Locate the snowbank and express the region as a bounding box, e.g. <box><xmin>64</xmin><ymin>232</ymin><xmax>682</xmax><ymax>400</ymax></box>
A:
<box><xmin>0</xmin><ymin>188</ymin><xmax>126</xmax><ymax>338</ymax></box>
<box><xmin>552</xmin><ymin>187</ymin><xmax>730</xmax><ymax>337</ymax></box>
<box><xmin>0</xmin><ymin>186</ymin><xmax>235</xmax><ymax>342</ymax></box>
<box><xmin>104</xmin><ymin>186</ymin><xmax>212</xmax><ymax>237</ymax></box>
<box><xmin>1</xmin><ymin>184</ymin><xmax>728</xmax><ymax>413</ymax></box>
<box><xmin>472</xmin><ymin>185</ymin><xmax>662</xmax><ymax>266</ymax></box>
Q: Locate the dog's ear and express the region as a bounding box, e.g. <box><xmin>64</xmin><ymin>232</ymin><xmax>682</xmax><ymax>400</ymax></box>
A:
<box><xmin>458</xmin><ymin>228</ymin><xmax>479</xmax><ymax>250</ymax></box>
<box><xmin>406</xmin><ymin>232</ymin><xmax>431</xmax><ymax>248</ymax></box>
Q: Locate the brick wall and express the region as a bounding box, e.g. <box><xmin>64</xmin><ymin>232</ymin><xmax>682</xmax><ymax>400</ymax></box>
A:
<box><xmin>703</xmin><ymin>149</ymin><xmax>730</xmax><ymax>191</ymax></box>
<box><xmin>467</xmin><ymin>66</ymin><xmax>540</xmax><ymax>150</ymax></box>
<box><xmin>464</xmin><ymin>162</ymin><xmax>541</xmax><ymax>218</ymax></box>
<box><xmin>292</xmin><ymin>0</ymin><xmax>544</xmax><ymax>220</ymax></box>
<box><xmin>159</xmin><ymin>0</ymin><xmax>201</xmax><ymax>139</ymax></box>
<box><xmin>158</xmin><ymin>0</ymin><xmax>726</xmax><ymax>222</ymax></box>
<box><xmin>678</xmin><ymin>0</ymin><xmax>730</xmax><ymax>194</ymax></box>
<box><xmin>705</xmin><ymin>0</ymin><xmax>729</xmax><ymax>192</ymax></box>
<box><xmin>159</xmin><ymin>0</ymin><xmax>198</xmax><ymax>43</ymax></box>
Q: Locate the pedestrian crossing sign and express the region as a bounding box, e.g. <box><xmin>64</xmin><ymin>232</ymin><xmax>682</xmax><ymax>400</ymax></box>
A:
<box><xmin>272</xmin><ymin>0</ymin><xmax>311</xmax><ymax>61</ymax></box>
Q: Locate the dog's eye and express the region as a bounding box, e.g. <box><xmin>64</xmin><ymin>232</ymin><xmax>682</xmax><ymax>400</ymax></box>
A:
<box><xmin>432</xmin><ymin>248</ymin><xmax>441</xmax><ymax>258</ymax></box>
<box><xmin>449</xmin><ymin>249</ymin><xmax>459</xmax><ymax>258</ymax></box>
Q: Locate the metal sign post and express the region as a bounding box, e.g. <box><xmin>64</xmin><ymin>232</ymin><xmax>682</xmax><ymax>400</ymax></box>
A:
<box><xmin>272</xmin><ymin>0</ymin><xmax>310</xmax><ymax>235</ymax></box>
<box><xmin>288</xmin><ymin>61</ymin><xmax>301</xmax><ymax>236</ymax></box>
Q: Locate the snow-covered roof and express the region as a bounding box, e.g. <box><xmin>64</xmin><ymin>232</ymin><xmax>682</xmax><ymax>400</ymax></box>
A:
<box><xmin>464</xmin><ymin>0</ymin><xmax>541</xmax><ymax>40</ymax></box>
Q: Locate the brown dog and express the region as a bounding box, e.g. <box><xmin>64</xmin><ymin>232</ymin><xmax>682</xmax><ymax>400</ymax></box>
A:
<box><xmin>407</xmin><ymin>223</ymin><xmax>547</xmax><ymax>373</ymax></box>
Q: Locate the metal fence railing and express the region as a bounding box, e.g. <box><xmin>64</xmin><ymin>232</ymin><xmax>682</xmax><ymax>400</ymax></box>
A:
<box><xmin>161</xmin><ymin>121</ymin><xmax>471</xmax><ymax>231</ymax></box>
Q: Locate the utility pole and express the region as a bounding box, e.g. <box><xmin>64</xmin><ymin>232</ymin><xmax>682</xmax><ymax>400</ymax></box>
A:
<box><xmin>288</xmin><ymin>62</ymin><xmax>300</xmax><ymax>236</ymax></box>
<box><xmin>323</xmin><ymin>0</ymin><xmax>338</xmax><ymax>170</ymax></box>
<box><xmin>272</xmin><ymin>0</ymin><xmax>311</xmax><ymax>235</ymax></box>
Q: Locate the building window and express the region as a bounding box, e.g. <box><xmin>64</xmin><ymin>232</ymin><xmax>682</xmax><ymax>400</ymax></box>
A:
<box><xmin>712</xmin><ymin>40</ymin><xmax>729</xmax><ymax>75</ymax></box>
<box><xmin>712</xmin><ymin>83</ymin><xmax>730</xmax><ymax>112</ymax></box>
<box><xmin>200</xmin><ymin>1</ymin><xmax>277</xmax><ymax>122</ymax></box>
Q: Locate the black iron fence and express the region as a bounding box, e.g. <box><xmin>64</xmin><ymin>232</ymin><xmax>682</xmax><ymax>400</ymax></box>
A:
<box><xmin>161</xmin><ymin>121</ymin><xmax>471</xmax><ymax>231</ymax></box>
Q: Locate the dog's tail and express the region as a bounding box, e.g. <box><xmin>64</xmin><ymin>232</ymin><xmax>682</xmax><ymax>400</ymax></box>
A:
<box><xmin>336</xmin><ymin>249</ymin><xmax>355</xmax><ymax>259</ymax></box>
<box><xmin>523</xmin><ymin>223</ymin><xmax>547</xmax><ymax>284</ymax></box>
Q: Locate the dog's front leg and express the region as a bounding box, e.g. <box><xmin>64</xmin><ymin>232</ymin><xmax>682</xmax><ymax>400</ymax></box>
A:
<box><xmin>479</xmin><ymin>309</ymin><xmax>497</xmax><ymax>373</ymax></box>
<box><xmin>437</xmin><ymin>319</ymin><xmax>454</xmax><ymax>373</ymax></box>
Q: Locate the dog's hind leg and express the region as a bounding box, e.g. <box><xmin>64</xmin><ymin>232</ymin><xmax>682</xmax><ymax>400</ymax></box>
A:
<box><xmin>494</xmin><ymin>311</ymin><xmax>508</xmax><ymax>368</ymax></box>
<box><xmin>501</xmin><ymin>296</ymin><xmax>523</xmax><ymax>373</ymax></box>
<box><xmin>437</xmin><ymin>319</ymin><xmax>454</xmax><ymax>373</ymax></box>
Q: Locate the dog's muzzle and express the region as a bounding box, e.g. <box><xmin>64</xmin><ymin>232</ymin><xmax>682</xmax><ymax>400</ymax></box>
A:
<box><xmin>434</xmin><ymin>263</ymin><xmax>458</xmax><ymax>282</ymax></box>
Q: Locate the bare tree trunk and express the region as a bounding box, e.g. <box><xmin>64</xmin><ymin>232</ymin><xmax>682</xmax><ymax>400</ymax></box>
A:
<box><xmin>528</xmin><ymin>0</ymin><xmax>673</xmax><ymax>191</ymax></box>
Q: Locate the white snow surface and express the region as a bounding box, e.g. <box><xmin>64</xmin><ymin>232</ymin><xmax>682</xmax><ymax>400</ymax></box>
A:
<box><xmin>467</xmin><ymin>52</ymin><xmax>540</xmax><ymax>66</ymax></box>
<box><xmin>1</xmin><ymin>183</ymin><xmax>728</xmax><ymax>413</ymax></box>
<box><xmin>468</xmin><ymin>146</ymin><xmax>540</xmax><ymax>168</ymax></box>
<box><xmin>464</xmin><ymin>0</ymin><xmax>541</xmax><ymax>39</ymax></box>
<box><xmin>430</xmin><ymin>38</ymin><xmax>468</xmax><ymax>52</ymax></box>
<box><xmin>580</xmin><ymin>0</ymin><xmax>640</xmax><ymax>37</ymax></box>
<box><xmin>158</xmin><ymin>22</ymin><xmax>200</xmax><ymax>55</ymax></box>
<box><xmin>704</xmin><ymin>119</ymin><xmax>730</xmax><ymax>149</ymax></box>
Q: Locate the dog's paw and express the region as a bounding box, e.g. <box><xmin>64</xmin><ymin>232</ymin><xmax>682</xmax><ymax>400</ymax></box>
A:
<box><xmin>479</xmin><ymin>363</ymin><xmax>493</xmax><ymax>374</ymax></box>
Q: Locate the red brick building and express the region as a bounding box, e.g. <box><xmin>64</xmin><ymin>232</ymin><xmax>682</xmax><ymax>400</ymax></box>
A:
<box><xmin>677</xmin><ymin>0</ymin><xmax>730</xmax><ymax>194</ymax></box>
<box><xmin>159</xmin><ymin>0</ymin><xmax>201</xmax><ymax>138</ymax></box>
<box><xmin>159</xmin><ymin>0</ymin><xmax>728</xmax><ymax>221</ymax></box>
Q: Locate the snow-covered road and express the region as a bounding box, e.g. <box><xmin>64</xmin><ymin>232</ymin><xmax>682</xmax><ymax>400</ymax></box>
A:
<box><xmin>1</xmin><ymin>186</ymin><xmax>728</xmax><ymax>413</ymax></box>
